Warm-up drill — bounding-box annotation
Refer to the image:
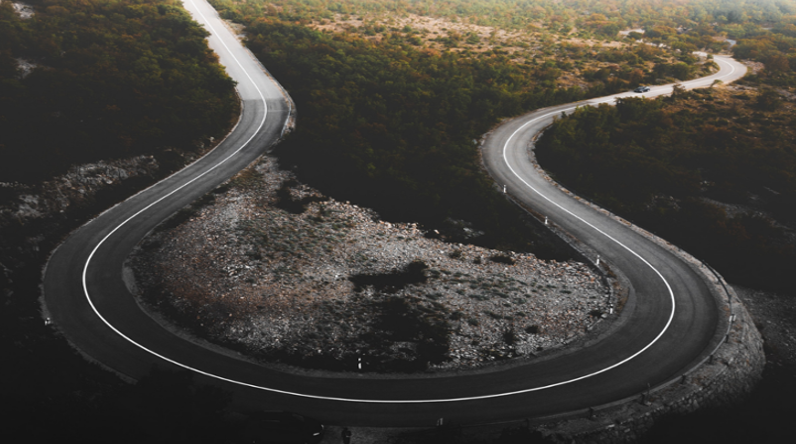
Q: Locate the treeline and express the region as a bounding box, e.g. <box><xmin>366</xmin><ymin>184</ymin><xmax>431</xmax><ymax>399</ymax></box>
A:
<box><xmin>209</xmin><ymin>0</ymin><xmax>796</xmax><ymax>34</ymax></box>
<box><xmin>0</xmin><ymin>0</ymin><xmax>238</xmax><ymax>183</ymax></box>
<box><xmin>205</xmin><ymin>0</ymin><xmax>796</xmax><ymax>62</ymax></box>
<box><xmin>205</xmin><ymin>0</ymin><xmax>796</xmax><ymax>55</ymax></box>
<box><xmin>536</xmin><ymin>90</ymin><xmax>796</xmax><ymax>291</ymax></box>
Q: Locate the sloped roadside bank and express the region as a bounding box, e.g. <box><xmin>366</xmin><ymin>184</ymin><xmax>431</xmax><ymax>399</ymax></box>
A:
<box><xmin>532</xmin><ymin>285</ymin><xmax>763</xmax><ymax>443</ymax></box>
<box><xmin>129</xmin><ymin>155</ymin><xmax>618</xmax><ymax>374</ymax></box>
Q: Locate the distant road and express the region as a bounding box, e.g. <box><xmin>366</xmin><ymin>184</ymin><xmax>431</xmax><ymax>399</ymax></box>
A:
<box><xmin>43</xmin><ymin>0</ymin><xmax>747</xmax><ymax>427</ymax></box>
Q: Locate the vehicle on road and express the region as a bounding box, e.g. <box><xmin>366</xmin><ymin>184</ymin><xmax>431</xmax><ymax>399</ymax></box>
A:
<box><xmin>239</xmin><ymin>411</ymin><xmax>325</xmax><ymax>444</ymax></box>
<box><xmin>634</xmin><ymin>86</ymin><xmax>651</xmax><ymax>93</ymax></box>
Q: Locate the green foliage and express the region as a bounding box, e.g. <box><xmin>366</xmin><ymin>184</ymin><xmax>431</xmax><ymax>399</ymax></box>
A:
<box><xmin>209</xmin><ymin>0</ymin><xmax>796</xmax><ymax>37</ymax></box>
<box><xmin>204</xmin><ymin>1</ymin><xmax>745</xmax><ymax>256</ymax></box>
<box><xmin>735</xmin><ymin>31</ymin><xmax>796</xmax><ymax>86</ymax></box>
<box><xmin>0</xmin><ymin>0</ymin><xmax>238</xmax><ymax>182</ymax></box>
<box><xmin>536</xmin><ymin>94</ymin><xmax>796</xmax><ymax>291</ymax></box>
<box><xmin>222</xmin><ymin>17</ymin><xmax>585</xmax><ymax>254</ymax></box>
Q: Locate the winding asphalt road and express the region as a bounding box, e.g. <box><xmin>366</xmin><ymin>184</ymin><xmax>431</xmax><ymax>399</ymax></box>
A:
<box><xmin>42</xmin><ymin>0</ymin><xmax>748</xmax><ymax>427</ymax></box>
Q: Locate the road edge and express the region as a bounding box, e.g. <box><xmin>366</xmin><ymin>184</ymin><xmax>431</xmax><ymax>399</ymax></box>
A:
<box><xmin>488</xmin><ymin>81</ymin><xmax>765</xmax><ymax>441</ymax></box>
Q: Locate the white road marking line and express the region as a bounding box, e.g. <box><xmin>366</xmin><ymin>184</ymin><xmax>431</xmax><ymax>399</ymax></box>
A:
<box><xmin>500</xmin><ymin>111</ymin><xmax>676</xmax><ymax>382</ymax></box>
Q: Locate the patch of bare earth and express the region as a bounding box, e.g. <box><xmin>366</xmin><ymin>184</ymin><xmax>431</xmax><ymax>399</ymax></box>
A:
<box><xmin>310</xmin><ymin>13</ymin><xmax>629</xmax><ymax>60</ymax></box>
<box><xmin>131</xmin><ymin>156</ymin><xmax>612</xmax><ymax>373</ymax></box>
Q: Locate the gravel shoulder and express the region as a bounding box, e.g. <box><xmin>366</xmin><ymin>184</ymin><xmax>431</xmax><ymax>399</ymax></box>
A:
<box><xmin>129</xmin><ymin>156</ymin><xmax>615</xmax><ymax>374</ymax></box>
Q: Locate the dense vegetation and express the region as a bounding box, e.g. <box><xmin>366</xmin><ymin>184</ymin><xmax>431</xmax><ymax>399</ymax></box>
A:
<box><xmin>527</xmin><ymin>0</ymin><xmax>796</xmax><ymax>293</ymax></box>
<box><xmin>208</xmin><ymin>15</ymin><xmax>555</xmax><ymax>252</ymax></box>
<box><xmin>536</xmin><ymin>88</ymin><xmax>795</xmax><ymax>291</ymax></box>
<box><xmin>735</xmin><ymin>30</ymin><xmax>796</xmax><ymax>86</ymax></box>
<box><xmin>210</xmin><ymin>0</ymin><xmax>796</xmax><ymax>36</ymax></box>
<box><xmin>0</xmin><ymin>0</ymin><xmax>238</xmax><ymax>183</ymax></box>
<box><xmin>265</xmin><ymin>22</ymin><xmax>573</xmax><ymax>252</ymax></box>
<box><xmin>207</xmin><ymin>0</ymin><xmax>717</xmax><ymax>253</ymax></box>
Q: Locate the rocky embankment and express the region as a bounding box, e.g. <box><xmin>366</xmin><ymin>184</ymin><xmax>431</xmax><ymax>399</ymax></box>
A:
<box><xmin>130</xmin><ymin>156</ymin><xmax>615</xmax><ymax>373</ymax></box>
<box><xmin>535</xmin><ymin>288</ymin><xmax>764</xmax><ymax>443</ymax></box>
<box><xmin>1</xmin><ymin>156</ymin><xmax>165</xmax><ymax>291</ymax></box>
<box><xmin>2</xmin><ymin>156</ymin><xmax>158</xmax><ymax>225</ymax></box>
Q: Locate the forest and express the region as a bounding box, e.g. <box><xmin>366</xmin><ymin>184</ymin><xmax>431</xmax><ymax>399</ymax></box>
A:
<box><xmin>207</xmin><ymin>0</ymin><xmax>722</xmax><ymax>253</ymax></box>
<box><xmin>249</xmin><ymin>19</ymin><xmax>583</xmax><ymax>253</ymax></box>
<box><xmin>735</xmin><ymin>30</ymin><xmax>796</xmax><ymax>86</ymax></box>
<box><xmin>0</xmin><ymin>0</ymin><xmax>238</xmax><ymax>183</ymax></box>
<box><xmin>202</xmin><ymin>0</ymin><xmax>796</xmax><ymax>290</ymax></box>
<box><xmin>529</xmin><ymin>3</ymin><xmax>796</xmax><ymax>292</ymax></box>
<box><xmin>210</xmin><ymin>0</ymin><xmax>796</xmax><ymax>34</ymax></box>
<box><xmin>535</xmin><ymin>87</ymin><xmax>795</xmax><ymax>291</ymax></box>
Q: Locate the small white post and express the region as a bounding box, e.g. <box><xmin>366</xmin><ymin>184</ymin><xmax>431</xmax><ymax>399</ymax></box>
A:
<box><xmin>357</xmin><ymin>357</ymin><xmax>362</xmax><ymax>370</ymax></box>
<box><xmin>503</xmin><ymin>185</ymin><xmax>507</xmax><ymax>194</ymax></box>
<box><xmin>544</xmin><ymin>216</ymin><xmax>548</xmax><ymax>225</ymax></box>
<box><xmin>595</xmin><ymin>255</ymin><xmax>600</xmax><ymax>266</ymax></box>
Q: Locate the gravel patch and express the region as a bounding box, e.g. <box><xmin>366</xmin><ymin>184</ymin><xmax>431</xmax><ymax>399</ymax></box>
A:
<box><xmin>131</xmin><ymin>156</ymin><xmax>611</xmax><ymax>373</ymax></box>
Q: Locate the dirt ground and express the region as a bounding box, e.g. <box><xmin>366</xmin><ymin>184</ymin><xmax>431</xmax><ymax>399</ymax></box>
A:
<box><xmin>130</xmin><ymin>156</ymin><xmax>616</xmax><ymax>374</ymax></box>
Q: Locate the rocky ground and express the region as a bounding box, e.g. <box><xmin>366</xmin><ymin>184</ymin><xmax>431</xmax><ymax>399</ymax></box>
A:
<box><xmin>130</xmin><ymin>156</ymin><xmax>613</xmax><ymax>373</ymax></box>
<box><xmin>733</xmin><ymin>285</ymin><xmax>796</xmax><ymax>374</ymax></box>
<box><xmin>1</xmin><ymin>156</ymin><xmax>158</xmax><ymax>223</ymax></box>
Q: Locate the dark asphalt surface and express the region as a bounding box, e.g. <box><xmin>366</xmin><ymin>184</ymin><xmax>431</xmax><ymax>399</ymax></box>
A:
<box><xmin>42</xmin><ymin>0</ymin><xmax>747</xmax><ymax>428</ymax></box>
